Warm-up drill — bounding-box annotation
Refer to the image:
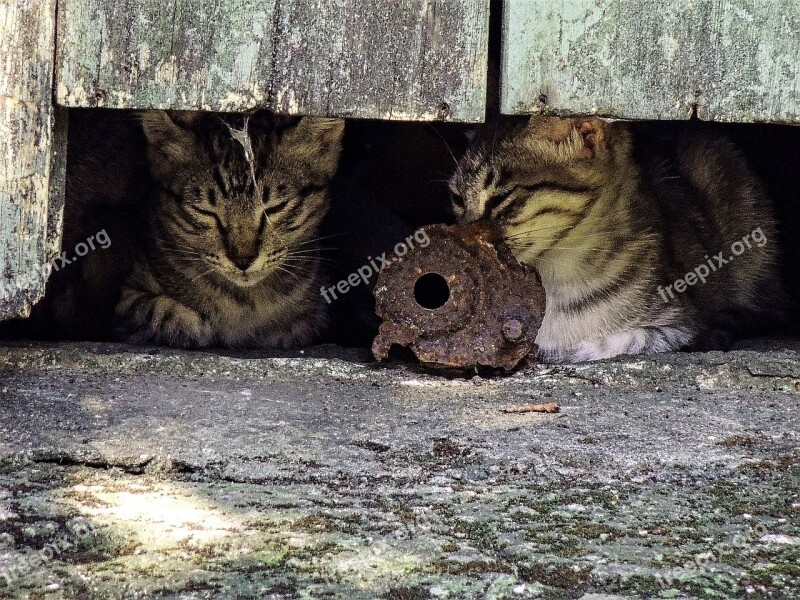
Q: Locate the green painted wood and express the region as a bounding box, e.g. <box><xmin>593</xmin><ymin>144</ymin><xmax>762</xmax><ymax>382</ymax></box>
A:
<box><xmin>501</xmin><ymin>0</ymin><xmax>800</xmax><ymax>123</ymax></box>
<box><xmin>0</xmin><ymin>0</ymin><xmax>65</xmax><ymax>320</ymax></box>
<box><xmin>56</xmin><ymin>0</ymin><xmax>490</xmax><ymax>122</ymax></box>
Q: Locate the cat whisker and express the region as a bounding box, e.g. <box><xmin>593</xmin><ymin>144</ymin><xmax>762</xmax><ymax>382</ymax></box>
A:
<box><xmin>505</xmin><ymin>222</ymin><xmax>631</xmax><ymax>237</ymax></box>
<box><xmin>274</xmin><ymin>265</ymin><xmax>304</xmax><ymax>283</ymax></box>
<box><xmin>506</xmin><ymin>231</ymin><xmax>620</xmax><ymax>243</ymax></box>
<box><xmin>283</xmin><ymin>258</ymin><xmax>335</xmax><ymax>266</ymax></box>
<box><xmin>508</xmin><ymin>236</ymin><xmax>613</xmax><ymax>249</ymax></box>
<box><xmin>291</xmin><ymin>233</ymin><xmax>346</xmax><ymax>247</ymax></box>
<box><xmin>545</xmin><ymin>246</ymin><xmax>611</xmax><ymax>251</ymax></box>
<box><xmin>515</xmin><ymin>254</ymin><xmax>563</xmax><ymax>268</ymax></box>
<box><xmin>285</xmin><ymin>252</ymin><xmax>338</xmax><ymax>264</ymax></box>
<box><xmin>427</xmin><ymin>124</ymin><xmax>459</xmax><ymax>168</ymax></box>
<box><xmin>503</xmin><ymin>225</ymin><xmax>577</xmax><ymax>239</ymax></box>
<box><xmin>509</xmin><ymin>243</ymin><xmax>610</xmax><ymax>253</ymax></box>
<box><xmin>158</xmin><ymin>247</ymin><xmax>203</xmax><ymax>257</ymax></box>
<box><xmin>285</xmin><ymin>247</ymin><xmax>330</xmax><ymax>254</ymax></box>
<box><xmin>158</xmin><ymin>246</ymin><xmax>202</xmax><ymax>256</ymax></box>
<box><xmin>286</xmin><ymin>249</ymin><xmax>340</xmax><ymax>257</ymax></box>
<box><xmin>164</xmin><ymin>248</ymin><xmax>203</xmax><ymax>256</ymax></box>
<box><xmin>188</xmin><ymin>268</ymin><xmax>216</xmax><ymax>283</ymax></box>
<box><xmin>283</xmin><ymin>257</ymin><xmax>336</xmax><ymax>266</ymax></box>
<box><xmin>504</xmin><ymin>229</ymin><xmax>617</xmax><ymax>242</ymax></box>
<box><xmin>148</xmin><ymin>237</ymin><xmax>199</xmax><ymax>251</ymax></box>
<box><xmin>284</xmin><ymin>246</ymin><xmax>341</xmax><ymax>259</ymax></box>
<box><xmin>280</xmin><ymin>264</ymin><xmax>315</xmax><ymax>277</ymax></box>
<box><xmin>490</xmin><ymin>122</ymin><xmax>499</xmax><ymax>163</ymax></box>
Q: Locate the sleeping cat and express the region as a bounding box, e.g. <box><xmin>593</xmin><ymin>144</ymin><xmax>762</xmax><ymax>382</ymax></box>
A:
<box><xmin>449</xmin><ymin>116</ymin><xmax>786</xmax><ymax>363</ymax></box>
<box><xmin>116</xmin><ymin>110</ymin><xmax>344</xmax><ymax>348</ymax></box>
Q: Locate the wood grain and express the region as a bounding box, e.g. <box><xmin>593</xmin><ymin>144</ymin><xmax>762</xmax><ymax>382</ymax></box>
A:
<box><xmin>0</xmin><ymin>0</ymin><xmax>65</xmax><ymax>319</ymax></box>
<box><xmin>56</xmin><ymin>0</ymin><xmax>490</xmax><ymax>121</ymax></box>
<box><xmin>502</xmin><ymin>0</ymin><xmax>800</xmax><ymax>123</ymax></box>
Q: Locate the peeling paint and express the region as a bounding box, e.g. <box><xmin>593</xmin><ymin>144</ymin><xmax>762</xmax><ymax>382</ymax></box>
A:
<box><xmin>660</xmin><ymin>35</ymin><xmax>679</xmax><ymax>61</ymax></box>
<box><xmin>1</xmin><ymin>0</ymin><xmax>64</xmax><ymax>319</ymax></box>
<box><xmin>55</xmin><ymin>0</ymin><xmax>489</xmax><ymax>120</ymax></box>
<box><xmin>502</xmin><ymin>0</ymin><xmax>800</xmax><ymax>123</ymax></box>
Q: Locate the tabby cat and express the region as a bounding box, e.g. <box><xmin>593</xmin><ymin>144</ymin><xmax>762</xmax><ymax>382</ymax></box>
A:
<box><xmin>449</xmin><ymin>116</ymin><xmax>785</xmax><ymax>363</ymax></box>
<box><xmin>117</xmin><ymin>110</ymin><xmax>344</xmax><ymax>348</ymax></box>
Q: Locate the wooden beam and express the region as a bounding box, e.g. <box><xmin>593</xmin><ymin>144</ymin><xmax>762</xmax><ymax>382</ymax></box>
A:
<box><xmin>0</xmin><ymin>0</ymin><xmax>65</xmax><ymax>320</ymax></box>
<box><xmin>56</xmin><ymin>0</ymin><xmax>490</xmax><ymax>122</ymax></box>
<box><xmin>501</xmin><ymin>0</ymin><xmax>800</xmax><ymax>123</ymax></box>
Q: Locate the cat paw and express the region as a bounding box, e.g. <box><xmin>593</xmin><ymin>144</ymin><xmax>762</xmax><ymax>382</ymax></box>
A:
<box><xmin>116</xmin><ymin>287</ymin><xmax>216</xmax><ymax>348</ymax></box>
<box><xmin>543</xmin><ymin>326</ymin><xmax>693</xmax><ymax>362</ymax></box>
<box><xmin>246</xmin><ymin>322</ymin><xmax>318</xmax><ymax>349</ymax></box>
<box><xmin>687</xmin><ymin>329</ymin><xmax>733</xmax><ymax>352</ymax></box>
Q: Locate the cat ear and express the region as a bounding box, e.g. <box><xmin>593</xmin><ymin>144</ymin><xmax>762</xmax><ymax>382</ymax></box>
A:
<box><xmin>574</xmin><ymin>119</ymin><xmax>608</xmax><ymax>157</ymax></box>
<box><xmin>138</xmin><ymin>110</ymin><xmax>199</xmax><ymax>147</ymax></box>
<box><xmin>288</xmin><ymin>117</ymin><xmax>345</xmax><ymax>148</ymax></box>
<box><xmin>281</xmin><ymin>117</ymin><xmax>345</xmax><ymax>179</ymax></box>
<box><xmin>530</xmin><ymin>116</ymin><xmax>609</xmax><ymax>158</ymax></box>
<box><xmin>137</xmin><ymin>110</ymin><xmax>200</xmax><ymax>182</ymax></box>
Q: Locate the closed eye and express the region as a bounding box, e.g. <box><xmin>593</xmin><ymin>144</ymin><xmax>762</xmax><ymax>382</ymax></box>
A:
<box><xmin>487</xmin><ymin>183</ymin><xmax>593</xmax><ymax>214</ymax></box>
<box><xmin>192</xmin><ymin>206</ymin><xmax>226</xmax><ymax>233</ymax></box>
<box><xmin>514</xmin><ymin>182</ymin><xmax>593</xmax><ymax>196</ymax></box>
<box><xmin>484</xmin><ymin>183</ymin><xmax>593</xmax><ymax>221</ymax></box>
<box><xmin>485</xmin><ymin>189</ymin><xmax>514</xmax><ymax>214</ymax></box>
<box><xmin>264</xmin><ymin>198</ymin><xmax>290</xmax><ymax>216</ymax></box>
<box><xmin>263</xmin><ymin>185</ymin><xmax>294</xmax><ymax>216</ymax></box>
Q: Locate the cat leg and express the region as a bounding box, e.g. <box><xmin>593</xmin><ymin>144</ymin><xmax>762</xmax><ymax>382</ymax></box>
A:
<box><xmin>258</xmin><ymin>316</ymin><xmax>323</xmax><ymax>349</ymax></box>
<box><xmin>116</xmin><ymin>287</ymin><xmax>216</xmax><ymax>348</ymax></box>
<box><xmin>550</xmin><ymin>326</ymin><xmax>693</xmax><ymax>363</ymax></box>
<box><xmin>686</xmin><ymin>329</ymin><xmax>733</xmax><ymax>352</ymax></box>
<box><xmin>688</xmin><ymin>304</ymin><xmax>786</xmax><ymax>351</ymax></box>
<box><xmin>115</xmin><ymin>267</ymin><xmax>216</xmax><ymax>348</ymax></box>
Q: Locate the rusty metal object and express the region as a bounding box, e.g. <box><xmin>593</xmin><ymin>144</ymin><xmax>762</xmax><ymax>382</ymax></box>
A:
<box><xmin>372</xmin><ymin>221</ymin><xmax>546</xmax><ymax>371</ymax></box>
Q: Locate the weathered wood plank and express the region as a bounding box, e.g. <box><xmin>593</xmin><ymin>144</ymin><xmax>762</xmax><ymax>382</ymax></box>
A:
<box><xmin>501</xmin><ymin>0</ymin><xmax>800</xmax><ymax>123</ymax></box>
<box><xmin>56</xmin><ymin>0</ymin><xmax>490</xmax><ymax>122</ymax></box>
<box><xmin>0</xmin><ymin>0</ymin><xmax>65</xmax><ymax>320</ymax></box>
<box><xmin>55</xmin><ymin>0</ymin><xmax>278</xmax><ymax>111</ymax></box>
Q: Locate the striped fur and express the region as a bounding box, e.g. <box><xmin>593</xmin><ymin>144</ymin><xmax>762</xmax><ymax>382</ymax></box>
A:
<box><xmin>116</xmin><ymin>110</ymin><xmax>344</xmax><ymax>348</ymax></box>
<box><xmin>449</xmin><ymin>116</ymin><xmax>785</xmax><ymax>363</ymax></box>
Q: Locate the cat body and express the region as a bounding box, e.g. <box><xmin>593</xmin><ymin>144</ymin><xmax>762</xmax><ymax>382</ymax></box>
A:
<box><xmin>116</xmin><ymin>110</ymin><xmax>344</xmax><ymax>348</ymax></box>
<box><xmin>449</xmin><ymin>117</ymin><xmax>785</xmax><ymax>363</ymax></box>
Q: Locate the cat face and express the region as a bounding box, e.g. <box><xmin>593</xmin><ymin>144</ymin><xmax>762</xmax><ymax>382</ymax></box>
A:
<box><xmin>140</xmin><ymin>110</ymin><xmax>344</xmax><ymax>287</ymax></box>
<box><xmin>449</xmin><ymin>116</ymin><xmax>628</xmax><ymax>265</ymax></box>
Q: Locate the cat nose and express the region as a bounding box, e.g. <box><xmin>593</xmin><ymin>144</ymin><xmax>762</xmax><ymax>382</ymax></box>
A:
<box><xmin>229</xmin><ymin>251</ymin><xmax>257</xmax><ymax>271</ymax></box>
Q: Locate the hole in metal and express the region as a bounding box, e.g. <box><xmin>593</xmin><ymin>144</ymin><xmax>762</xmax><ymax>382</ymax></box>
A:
<box><xmin>414</xmin><ymin>272</ymin><xmax>450</xmax><ymax>310</ymax></box>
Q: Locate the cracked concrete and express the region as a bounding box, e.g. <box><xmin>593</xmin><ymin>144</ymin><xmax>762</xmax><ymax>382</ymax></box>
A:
<box><xmin>0</xmin><ymin>341</ymin><xmax>799</xmax><ymax>599</ymax></box>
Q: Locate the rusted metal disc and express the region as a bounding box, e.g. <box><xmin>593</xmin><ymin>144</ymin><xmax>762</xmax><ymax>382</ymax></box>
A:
<box><xmin>372</xmin><ymin>221</ymin><xmax>546</xmax><ymax>371</ymax></box>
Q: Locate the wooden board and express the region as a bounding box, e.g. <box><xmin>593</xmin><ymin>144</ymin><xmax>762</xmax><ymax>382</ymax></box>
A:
<box><xmin>56</xmin><ymin>0</ymin><xmax>490</xmax><ymax>122</ymax></box>
<box><xmin>0</xmin><ymin>0</ymin><xmax>65</xmax><ymax>320</ymax></box>
<box><xmin>501</xmin><ymin>0</ymin><xmax>800</xmax><ymax>123</ymax></box>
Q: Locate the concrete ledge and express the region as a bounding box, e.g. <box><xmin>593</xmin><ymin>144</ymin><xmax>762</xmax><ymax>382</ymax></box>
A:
<box><xmin>1</xmin><ymin>342</ymin><xmax>798</xmax><ymax>598</ymax></box>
